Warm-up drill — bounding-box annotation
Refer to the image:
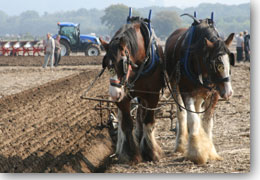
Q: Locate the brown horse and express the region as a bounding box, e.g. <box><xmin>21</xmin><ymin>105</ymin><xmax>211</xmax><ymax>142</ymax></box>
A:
<box><xmin>100</xmin><ymin>16</ymin><xmax>164</xmax><ymax>164</ymax></box>
<box><xmin>165</xmin><ymin>14</ymin><xmax>235</xmax><ymax>164</ymax></box>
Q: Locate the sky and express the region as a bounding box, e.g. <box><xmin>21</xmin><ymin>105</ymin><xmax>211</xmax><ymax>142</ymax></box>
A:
<box><xmin>0</xmin><ymin>0</ymin><xmax>250</xmax><ymax>16</ymax></box>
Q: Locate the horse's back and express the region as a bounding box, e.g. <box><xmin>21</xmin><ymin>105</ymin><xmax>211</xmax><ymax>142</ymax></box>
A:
<box><xmin>165</xmin><ymin>28</ymin><xmax>187</xmax><ymax>57</ymax></box>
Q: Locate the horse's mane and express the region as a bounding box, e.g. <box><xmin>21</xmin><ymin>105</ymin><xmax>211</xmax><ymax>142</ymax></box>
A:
<box><xmin>107</xmin><ymin>17</ymin><xmax>150</xmax><ymax>60</ymax></box>
<box><xmin>108</xmin><ymin>23</ymin><xmax>139</xmax><ymax>60</ymax></box>
<box><xmin>187</xmin><ymin>19</ymin><xmax>229</xmax><ymax>54</ymax></box>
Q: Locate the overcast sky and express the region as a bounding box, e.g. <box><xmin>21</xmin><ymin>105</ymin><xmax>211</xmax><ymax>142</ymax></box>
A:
<box><xmin>0</xmin><ymin>0</ymin><xmax>250</xmax><ymax>16</ymax></box>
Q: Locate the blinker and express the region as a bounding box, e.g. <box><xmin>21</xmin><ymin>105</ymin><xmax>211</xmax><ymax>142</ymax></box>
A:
<box><xmin>109</xmin><ymin>68</ymin><xmax>116</xmax><ymax>76</ymax></box>
<box><xmin>217</xmin><ymin>64</ymin><xmax>224</xmax><ymax>73</ymax></box>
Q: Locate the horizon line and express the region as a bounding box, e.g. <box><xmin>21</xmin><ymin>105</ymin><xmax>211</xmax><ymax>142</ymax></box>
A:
<box><xmin>0</xmin><ymin>2</ymin><xmax>250</xmax><ymax>16</ymax></box>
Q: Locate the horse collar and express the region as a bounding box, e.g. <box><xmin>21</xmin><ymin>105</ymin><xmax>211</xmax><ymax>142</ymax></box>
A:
<box><xmin>180</xmin><ymin>26</ymin><xmax>213</xmax><ymax>90</ymax></box>
<box><xmin>180</xmin><ymin>26</ymin><xmax>199</xmax><ymax>84</ymax></box>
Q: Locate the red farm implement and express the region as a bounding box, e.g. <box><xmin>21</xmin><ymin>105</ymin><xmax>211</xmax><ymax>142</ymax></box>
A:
<box><xmin>0</xmin><ymin>40</ymin><xmax>45</xmax><ymax>56</ymax></box>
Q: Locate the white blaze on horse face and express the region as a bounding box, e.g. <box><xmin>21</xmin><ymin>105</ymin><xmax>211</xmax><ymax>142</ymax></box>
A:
<box><xmin>109</xmin><ymin>75</ymin><xmax>125</xmax><ymax>102</ymax></box>
<box><xmin>220</xmin><ymin>54</ymin><xmax>233</xmax><ymax>99</ymax></box>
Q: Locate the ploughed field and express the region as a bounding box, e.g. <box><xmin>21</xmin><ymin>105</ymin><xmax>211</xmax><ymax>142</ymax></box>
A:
<box><xmin>0</xmin><ymin>56</ymin><xmax>250</xmax><ymax>173</ymax></box>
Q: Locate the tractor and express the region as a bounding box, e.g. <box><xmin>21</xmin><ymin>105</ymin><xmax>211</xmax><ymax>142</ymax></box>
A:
<box><xmin>54</xmin><ymin>22</ymin><xmax>101</xmax><ymax>56</ymax></box>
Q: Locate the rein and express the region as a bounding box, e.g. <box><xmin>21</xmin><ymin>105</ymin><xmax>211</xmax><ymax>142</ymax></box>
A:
<box><xmin>163</xmin><ymin>65</ymin><xmax>215</xmax><ymax>114</ymax></box>
<box><xmin>81</xmin><ymin>68</ymin><xmax>106</xmax><ymax>97</ymax></box>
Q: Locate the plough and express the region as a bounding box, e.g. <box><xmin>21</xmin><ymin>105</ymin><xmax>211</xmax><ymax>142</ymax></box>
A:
<box><xmin>81</xmin><ymin>94</ymin><xmax>177</xmax><ymax>132</ymax></box>
<box><xmin>0</xmin><ymin>40</ymin><xmax>44</xmax><ymax>56</ymax></box>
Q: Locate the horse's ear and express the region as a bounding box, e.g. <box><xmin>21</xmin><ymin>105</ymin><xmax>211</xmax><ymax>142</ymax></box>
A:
<box><xmin>99</xmin><ymin>37</ymin><xmax>109</xmax><ymax>52</ymax></box>
<box><xmin>225</xmin><ymin>33</ymin><xmax>235</xmax><ymax>47</ymax></box>
<box><xmin>205</xmin><ymin>38</ymin><xmax>214</xmax><ymax>49</ymax></box>
<box><xmin>229</xmin><ymin>53</ymin><xmax>235</xmax><ymax>66</ymax></box>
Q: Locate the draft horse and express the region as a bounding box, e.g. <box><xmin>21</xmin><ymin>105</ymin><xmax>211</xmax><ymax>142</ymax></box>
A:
<box><xmin>165</xmin><ymin>14</ymin><xmax>235</xmax><ymax>164</ymax></box>
<box><xmin>100</xmin><ymin>15</ymin><xmax>164</xmax><ymax>163</ymax></box>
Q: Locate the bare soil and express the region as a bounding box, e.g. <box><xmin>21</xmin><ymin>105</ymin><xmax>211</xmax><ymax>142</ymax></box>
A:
<box><xmin>0</xmin><ymin>56</ymin><xmax>114</xmax><ymax>173</ymax></box>
<box><xmin>0</xmin><ymin>56</ymin><xmax>250</xmax><ymax>173</ymax></box>
<box><xmin>0</xmin><ymin>55</ymin><xmax>102</xmax><ymax>67</ymax></box>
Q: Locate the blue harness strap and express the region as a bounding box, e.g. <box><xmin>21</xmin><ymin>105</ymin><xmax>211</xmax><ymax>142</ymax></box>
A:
<box><xmin>180</xmin><ymin>26</ymin><xmax>212</xmax><ymax>90</ymax></box>
<box><xmin>126</xmin><ymin>8</ymin><xmax>160</xmax><ymax>77</ymax></box>
<box><xmin>180</xmin><ymin>26</ymin><xmax>197</xmax><ymax>83</ymax></box>
<box><xmin>141</xmin><ymin>9</ymin><xmax>160</xmax><ymax>75</ymax></box>
<box><xmin>141</xmin><ymin>40</ymin><xmax>159</xmax><ymax>75</ymax></box>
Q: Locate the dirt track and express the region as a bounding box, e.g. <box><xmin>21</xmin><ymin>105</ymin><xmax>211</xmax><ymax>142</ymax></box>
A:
<box><xmin>0</xmin><ymin>56</ymin><xmax>250</xmax><ymax>173</ymax></box>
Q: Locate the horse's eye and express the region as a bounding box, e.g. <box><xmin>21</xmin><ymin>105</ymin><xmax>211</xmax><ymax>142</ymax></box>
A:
<box><xmin>119</xmin><ymin>45</ymin><xmax>124</xmax><ymax>51</ymax></box>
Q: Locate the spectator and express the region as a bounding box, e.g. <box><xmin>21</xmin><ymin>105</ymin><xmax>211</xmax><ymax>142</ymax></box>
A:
<box><xmin>235</xmin><ymin>32</ymin><xmax>244</xmax><ymax>63</ymax></box>
<box><xmin>54</xmin><ymin>35</ymin><xmax>61</xmax><ymax>66</ymax></box>
<box><xmin>244</xmin><ymin>30</ymin><xmax>250</xmax><ymax>62</ymax></box>
<box><xmin>43</xmin><ymin>33</ymin><xmax>55</xmax><ymax>68</ymax></box>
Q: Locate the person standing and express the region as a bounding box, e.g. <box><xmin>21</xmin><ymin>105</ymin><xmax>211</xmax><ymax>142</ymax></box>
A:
<box><xmin>43</xmin><ymin>33</ymin><xmax>55</xmax><ymax>68</ymax></box>
<box><xmin>54</xmin><ymin>35</ymin><xmax>61</xmax><ymax>66</ymax></box>
<box><xmin>244</xmin><ymin>30</ymin><xmax>250</xmax><ymax>62</ymax></box>
<box><xmin>235</xmin><ymin>32</ymin><xmax>244</xmax><ymax>63</ymax></box>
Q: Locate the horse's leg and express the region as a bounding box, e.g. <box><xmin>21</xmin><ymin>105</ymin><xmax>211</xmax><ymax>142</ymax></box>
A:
<box><xmin>195</xmin><ymin>97</ymin><xmax>204</xmax><ymax>119</ymax></box>
<box><xmin>134</xmin><ymin>105</ymin><xmax>144</xmax><ymax>143</ymax></box>
<box><xmin>185</xmin><ymin>96</ymin><xmax>215</xmax><ymax>164</ymax></box>
<box><xmin>201</xmin><ymin>92</ymin><xmax>222</xmax><ymax>161</ymax></box>
<box><xmin>140</xmin><ymin>98</ymin><xmax>162</xmax><ymax>161</ymax></box>
<box><xmin>173</xmin><ymin>86</ymin><xmax>188</xmax><ymax>153</ymax></box>
<box><xmin>115</xmin><ymin>109</ymin><xmax>124</xmax><ymax>155</ymax></box>
<box><xmin>116</xmin><ymin>100</ymin><xmax>142</xmax><ymax>164</ymax></box>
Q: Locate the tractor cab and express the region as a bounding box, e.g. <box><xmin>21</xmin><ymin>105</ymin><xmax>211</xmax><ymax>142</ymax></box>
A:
<box><xmin>58</xmin><ymin>22</ymin><xmax>80</xmax><ymax>47</ymax></box>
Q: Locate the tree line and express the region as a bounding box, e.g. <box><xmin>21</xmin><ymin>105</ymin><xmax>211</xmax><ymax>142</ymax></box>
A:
<box><xmin>0</xmin><ymin>3</ymin><xmax>250</xmax><ymax>40</ymax></box>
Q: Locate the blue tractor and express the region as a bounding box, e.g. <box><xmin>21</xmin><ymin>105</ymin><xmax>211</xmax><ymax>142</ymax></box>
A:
<box><xmin>54</xmin><ymin>22</ymin><xmax>101</xmax><ymax>56</ymax></box>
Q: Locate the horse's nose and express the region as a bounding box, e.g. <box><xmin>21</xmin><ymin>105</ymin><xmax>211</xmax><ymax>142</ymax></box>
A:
<box><xmin>223</xmin><ymin>88</ymin><xmax>233</xmax><ymax>100</ymax></box>
<box><xmin>229</xmin><ymin>89</ymin><xmax>233</xmax><ymax>97</ymax></box>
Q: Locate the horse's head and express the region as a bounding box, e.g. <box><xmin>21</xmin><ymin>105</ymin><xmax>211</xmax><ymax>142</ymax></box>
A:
<box><xmin>203</xmin><ymin>34</ymin><xmax>235</xmax><ymax>100</ymax></box>
<box><xmin>184</xmin><ymin>16</ymin><xmax>235</xmax><ymax>100</ymax></box>
<box><xmin>100</xmin><ymin>22</ymin><xmax>146</xmax><ymax>102</ymax></box>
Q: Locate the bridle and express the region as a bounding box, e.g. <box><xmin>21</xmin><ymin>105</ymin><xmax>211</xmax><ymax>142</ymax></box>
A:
<box><xmin>108</xmin><ymin>49</ymin><xmax>138</xmax><ymax>90</ymax></box>
<box><xmin>202</xmin><ymin>47</ymin><xmax>233</xmax><ymax>87</ymax></box>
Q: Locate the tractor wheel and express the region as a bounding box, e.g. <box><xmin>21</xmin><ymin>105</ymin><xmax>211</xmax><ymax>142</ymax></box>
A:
<box><xmin>85</xmin><ymin>44</ymin><xmax>101</xmax><ymax>56</ymax></box>
<box><xmin>60</xmin><ymin>39</ymin><xmax>71</xmax><ymax>56</ymax></box>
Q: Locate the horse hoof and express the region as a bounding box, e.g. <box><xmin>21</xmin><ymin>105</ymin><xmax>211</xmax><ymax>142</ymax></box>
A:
<box><xmin>117</xmin><ymin>153</ymin><xmax>142</xmax><ymax>164</ymax></box>
<box><xmin>131</xmin><ymin>155</ymin><xmax>142</xmax><ymax>165</ymax></box>
<box><xmin>174</xmin><ymin>144</ymin><xmax>186</xmax><ymax>154</ymax></box>
<box><xmin>141</xmin><ymin>146</ymin><xmax>162</xmax><ymax>162</ymax></box>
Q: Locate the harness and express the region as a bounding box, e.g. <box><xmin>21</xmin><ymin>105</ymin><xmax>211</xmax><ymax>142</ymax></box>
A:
<box><xmin>178</xmin><ymin>19</ymin><xmax>231</xmax><ymax>91</ymax></box>
<box><xmin>180</xmin><ymin>26</ymin><xmax>199</xmax><ymax>86</ymax></box>
<box><xmin>140</xmin><ymin>21</ymin><xmax>160</xmax><ymax>76</ymax></box>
